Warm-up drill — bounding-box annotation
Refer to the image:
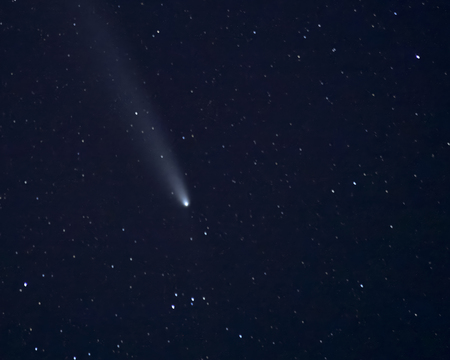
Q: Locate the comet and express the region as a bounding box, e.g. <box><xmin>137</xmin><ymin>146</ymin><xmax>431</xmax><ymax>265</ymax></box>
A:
<box><xmin>80</xmin><ymin>3</ymin><xmax>189</xmax><ymax>206</ymax></box>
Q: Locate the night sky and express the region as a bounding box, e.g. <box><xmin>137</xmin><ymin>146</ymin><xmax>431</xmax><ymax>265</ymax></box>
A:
<box><xmin>1</xmin><ymin>0</ymin><xmax>449</xmax><ymax>359</ymax></box>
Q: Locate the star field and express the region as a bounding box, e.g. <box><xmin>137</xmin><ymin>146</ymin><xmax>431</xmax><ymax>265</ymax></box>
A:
<box><xmin>0</xmin><ymin>1</ymin><xmax>449</xmax><ymax>359</ymax></box>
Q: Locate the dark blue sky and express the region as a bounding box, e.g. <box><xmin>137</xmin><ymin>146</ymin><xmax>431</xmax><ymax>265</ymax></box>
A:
<box><xmin>1</xmin><ymin>0</ymin><xmax>449</xmax><ymax>359</ymax></box>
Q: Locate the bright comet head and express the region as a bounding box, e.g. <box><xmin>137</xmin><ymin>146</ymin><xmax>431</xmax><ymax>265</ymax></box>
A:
<box><xmin>183</xmin><ymin>200</ymin><xmax>189</xmax><ymax>207</ymax></box>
